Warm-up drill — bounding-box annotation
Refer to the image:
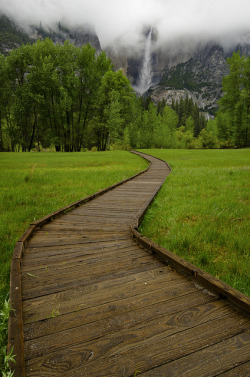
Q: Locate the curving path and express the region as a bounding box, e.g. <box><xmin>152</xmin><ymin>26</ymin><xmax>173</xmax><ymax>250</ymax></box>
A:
<box><xmin>9</xmin><ymin>151</ymin><xmax>250</xmax><ymax>376</ymax></box>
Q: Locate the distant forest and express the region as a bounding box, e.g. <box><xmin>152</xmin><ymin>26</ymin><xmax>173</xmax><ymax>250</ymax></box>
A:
<box><xmin>0</xmin><ymin>39</ymin><xmax>249</xmax><ymax>151</ymax></box>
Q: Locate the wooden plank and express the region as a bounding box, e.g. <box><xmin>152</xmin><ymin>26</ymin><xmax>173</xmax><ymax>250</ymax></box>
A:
<box><xmin>25</xmin><ymin>308</ymin><xmax>249</xmax><ymax>376</ymax></box>
<box><xmin>21</xmin><ymin>253</ymin><xmax>166</xmax><ymax>294</ymax></box>
<box><xmin>217</xmin><ymin>361</ymin><xmax>250</xmax><ymax>376</ymax></box>
<box><xmin>24</xmin><ymin>297</ymin><xmax>220</xmax><ymax>360</ymax></box>
<box><xmin>140</xmin><ymin>331</ymin><xmax>250</xmax><ymax>376</ymax></box>
<box><xmin>22</xmin><ymin>246</ymin><xmax>156</xmax><ymax>274</ymax></box>
<box><xmin>26</xmin><ymin>230</ymin><xmax>130</xmax><ymax>244</ymax></box>
<box><xmin>21</xmin><ymin>261</ymin><xmax>165</xmax><ymax>300</ymax></box>
<box><xmin>23</xmin><ymin>289</ymin><xmax>215</xmax><ymax>341</ymax></box>
<box><xmin>22</xmin><ymin>272</ymin><xmax>190</xmax><ymax>324</ymax></box>
<box><xmin>26</xmin><ymin>232</ymin><xmax>130</xmax><ymax>248</ymax></box>
<box><xmin>22</xmin><ymin>245</ymin><xmax>143</xmax><ymax>271</ymax></box>
<box><xmin>24</xmin><ymin>238</ymin><xmax>135</xmax><ymax>256</ymax></box>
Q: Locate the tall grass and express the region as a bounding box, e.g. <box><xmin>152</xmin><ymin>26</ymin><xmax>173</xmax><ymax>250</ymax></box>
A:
<box><xmin>0</xmin><ymin>150</ymin><xmax>148</xmax><ymax>372</ymax></box>
<box><xmin>139</xmin><ymin>149</ymin><xmax>250</xmax><ymax>296</ymax></box>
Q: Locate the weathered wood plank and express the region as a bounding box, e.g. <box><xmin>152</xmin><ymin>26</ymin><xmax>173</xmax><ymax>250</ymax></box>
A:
<box><xmin>140</xmin><ymin>331</ymin><xmax>250</xmax><ymax>376</ymax></box>
<box><xmin>25</xmin><ymin>310</ymin><xmax>249</xmax><ymax>376</ymax></box>
<box><xmin>21</xmin><ymin>253</ymin><xmax>166</xmax><ymax>296</ymax></box>
<box><xmin>217</xmin><ymin>361</ymin><xmax>250</xmax><ymax>376</ymax></box>
<box><xmin>24</xmin><ymin>298</ymin><xmax>221</xmax><ymax>360</ymax></box>
<box><xmin>22</xmin><ymin>245</ymin><xmax>143</xmax><ymax>271</ymax></box>
<box><xmin>24</xmin><ymin>238</ymin><xmax>135</xmax><ymax>256</ymax></box>
<box><xmin>23</xmin><ymin>272</ymin><xmax>191</xmax><ymax>324</ymax></box>
<box><xmin>21</xmin><ymin>261</ymin><xmax>165</xmax><ymax>300</ymax></box>
<box><xmin>23</xmin><ymin>289</ymin><xmax>215</xmax><ymax>341</ymax></box>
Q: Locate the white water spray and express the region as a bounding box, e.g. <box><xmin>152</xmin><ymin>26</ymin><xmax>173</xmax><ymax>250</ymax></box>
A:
<box><xmin>137</xmin><ymin>27</ymin><xmax>153</xmax><ymax>94</ymax></box>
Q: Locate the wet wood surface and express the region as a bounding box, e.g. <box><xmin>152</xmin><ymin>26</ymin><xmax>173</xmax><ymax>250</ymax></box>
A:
<box><xmin>9</xmin><ymin>151</ymin><xmax>250</xmax><ymax>376</ymax></box>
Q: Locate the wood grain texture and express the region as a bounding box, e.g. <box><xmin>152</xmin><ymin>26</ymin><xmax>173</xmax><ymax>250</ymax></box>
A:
<box><xmin>8</xmin><ymin>151</ymin><xmax>250</xmax><ymax>377</ymax></box>
<box><xmin>139</xmin><ymin>331</ymin><xmax>250</xmax><ymax>377</ymax></box>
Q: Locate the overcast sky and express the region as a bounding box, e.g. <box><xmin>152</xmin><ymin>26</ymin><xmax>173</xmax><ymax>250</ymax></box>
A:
<box><xmin>1</xmin><ymin>0</ymin><xmax>250</xmax><ymax>48</ymax></box>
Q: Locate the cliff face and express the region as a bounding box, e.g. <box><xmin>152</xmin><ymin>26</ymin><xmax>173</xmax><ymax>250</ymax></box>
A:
<box><xmin>108</xmin><ymin>32</ymin><xmax>250</xmax><ymax>116</ymax></box>
<box><xmin>0</xmin><ymin>14</ymin><xmax>101</xmax><ymax>54</ymax></box>
<box><xmin>150</xmin><ymin>42</ymin><xmax>229</xmax><ymax>114</ymax></box>
<box><xmin>150</xmin><ymin>39</ymin><xmax>250</xmax><ymax>115</ymax></box>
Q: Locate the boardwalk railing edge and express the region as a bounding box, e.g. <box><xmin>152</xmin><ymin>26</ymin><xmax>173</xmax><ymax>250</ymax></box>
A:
<box><xmin>131</xmin><ymin>151</ymin><xmax>250</xmax><ymax>316</ymax></box>
<box><xmin>8</xmin><ymin>154</ymin><xmax>151</xmax><ymax>377</ymax></box>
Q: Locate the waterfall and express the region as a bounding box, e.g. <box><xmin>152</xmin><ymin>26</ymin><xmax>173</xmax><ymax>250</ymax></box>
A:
<box><xmin>137</xmin><ymin>27</ymin><xmax>153</xmax><ymax>94</ymax></box>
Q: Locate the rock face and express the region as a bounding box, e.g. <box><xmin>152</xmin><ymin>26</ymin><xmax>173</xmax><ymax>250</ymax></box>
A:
<box><xmin>0</xmin><ymin>14</ymin><xmax>101</xmax><ymax>54</ymax></box>
<box><xmin>108</xmin><ymin>32</ymin><xmax>250</xmax><ymax>116</ymax></box>
<box><xmin>152</xmin><ymin>39</ymin><xmax>250</xmax><ymax>115</ymax></box>
<box><xmin>150</xmin><ymin>42</ymin><xmax>229</xmax><ymax>115</ymax></box>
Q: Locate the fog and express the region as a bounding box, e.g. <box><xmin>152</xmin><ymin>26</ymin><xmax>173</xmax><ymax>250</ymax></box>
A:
<box><xmin>1</xmin><ymin>0</ymin><xmax>250</xmax><ymax>49</ymax></box>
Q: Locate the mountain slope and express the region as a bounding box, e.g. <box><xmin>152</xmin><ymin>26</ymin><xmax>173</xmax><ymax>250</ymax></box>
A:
<box><xmin>0</xmin><ymin>14</ymin><xmax>31</xmax><ymax>53</ymax></box>
<box><xmin>150</xmin><ymin>42</ymin><xmax>228</xmax><ymax>115</ymax></box>
<box><xmin>0</xmin><ymin>14</ymin><xmax>101</xmax><ymax>54</ymax></box>
<box><xmin>148</xmin><ymin>39</ymin><xmax>250</xmax><ymax>115</ymax></box>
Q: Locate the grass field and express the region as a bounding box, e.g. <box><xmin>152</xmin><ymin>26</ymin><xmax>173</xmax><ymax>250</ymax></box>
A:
<box><xmin>0</xmin><ymin>151</ymin><xmax>148</xmax><ymax>306</ymax></box>
<box><xmin>139</xmin><ymin>149</ymin><xmax>250</xmax><ymax>296</ymax></box>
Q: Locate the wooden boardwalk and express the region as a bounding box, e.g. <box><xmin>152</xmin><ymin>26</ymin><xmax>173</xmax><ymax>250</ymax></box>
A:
<box><xmin>9</xmin><ymin>151</ymin><xmax>250</xmax><ymax>377</ymax></box>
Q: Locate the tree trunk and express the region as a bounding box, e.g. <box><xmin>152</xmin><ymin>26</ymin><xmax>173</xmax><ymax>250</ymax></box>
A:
<box><xmin>28</xmin><ymin>112</ymin><xmax>37</xmax><ymax>152</ymax></box>
<box><xmin>0</xmin><ymin>112</ymin><xmax>4</xmax><ymax>152</ymax></box>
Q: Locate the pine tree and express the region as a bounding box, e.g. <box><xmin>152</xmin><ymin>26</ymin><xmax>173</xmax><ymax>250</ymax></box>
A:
<box><xmin>218</xmin><ymin>52</ymin><xmax>249</xmax><ymax>147</ymax></box>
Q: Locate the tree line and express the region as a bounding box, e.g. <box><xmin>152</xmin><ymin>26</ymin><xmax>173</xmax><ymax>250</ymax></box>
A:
<box><xmin>215</xmin><ymin>52</ymin><xmax>249</xmax><ymax>148</ymax></box>
<box><xmin>0</xmin><ymin>40</ymin><xmax>248</xmax><ymax>152</ymax></box>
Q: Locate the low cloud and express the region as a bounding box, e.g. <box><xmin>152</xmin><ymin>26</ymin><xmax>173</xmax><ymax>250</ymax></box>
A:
<box><xmin>1</xmin><ymin>0</ymin><xmax>250</xmax><ymax>49</ymax></box>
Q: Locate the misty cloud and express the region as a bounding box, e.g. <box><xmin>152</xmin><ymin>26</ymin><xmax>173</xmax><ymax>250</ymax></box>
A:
<box><xmin>1</xmin><ymin>0</ymin><xmax>250</xmax><ymax>48</ymax></box>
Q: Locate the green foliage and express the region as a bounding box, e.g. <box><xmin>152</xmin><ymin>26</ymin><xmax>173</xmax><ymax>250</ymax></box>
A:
<box><xmin>0</xmin><ymin>299</ymin><xmax>15</xmax><ymax>376</ymax></box>
<box><xmin>134</xmin><ymin>96</ymin><xmax>208</xmax><ymax>150</ymax></box>
<box><xmin>198</xmin><ymin>129</ymin><xmax>219</xmax><ymax>149</ymax></box>
<box><xmin>175</xmin><ymin>126</ymin><xmax>197</xmax><ymax>149</ymax></box>
<box><xmin>0</xmin><ymin>40</ymin><xmax>144</xmax><ymax>152</ymax></box>
<box><xmin>171</xmin><ymin>96</ymin><xmax>207</xmax><ymax>136</ymax></box>
<box><xmin>216</xmin><ymin>52</ymin><xmax>250</xmax><ymax>148</ymax></box>
<box><xmin>0</xmin><ymin>41</ymin><xmax>110</xmax><ymax>151</ymax></box>
<box><xmin>139</xmin><ymin>149</ymin><xmax>250</xmax><ymax>296</ymax></box>
<box><xmin>160</xmin><ymin>61</ymin><xmax>209</xmax><ymax>92</ymax></box>
<box><xmin>94</xmin><ymin>70</ymin><xmax>135</xmax><ymax>150</ymax></box>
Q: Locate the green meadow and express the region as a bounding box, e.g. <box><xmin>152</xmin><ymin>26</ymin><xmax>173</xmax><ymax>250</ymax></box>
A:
<box><xmin>139</xmin><ymin>149</ymin><xmax>250</xmax><ymax>296</ymax></box>
<box><xmin>0</xmin><ymin>151</ymin><xmax>148</xmax><ymax>305</ymax></box>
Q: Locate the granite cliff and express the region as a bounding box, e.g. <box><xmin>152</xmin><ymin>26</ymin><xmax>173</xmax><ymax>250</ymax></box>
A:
<box><xmin>107</xmin><ymin>30</ymin><xmax>250</xmax><ymax>116</ymax></box>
